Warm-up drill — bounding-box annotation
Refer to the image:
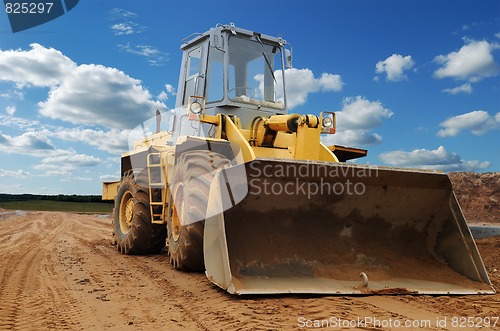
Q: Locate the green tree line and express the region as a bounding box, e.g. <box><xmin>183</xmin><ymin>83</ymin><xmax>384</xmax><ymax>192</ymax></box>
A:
<box><xmin>0</xmin><ymin>194</ymin><xmax>111</xmax><ymax>204</ymax></box>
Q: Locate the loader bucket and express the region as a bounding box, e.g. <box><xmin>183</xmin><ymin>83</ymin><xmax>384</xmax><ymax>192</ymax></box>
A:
<box><xmin>204</xmin><ymin>159</ymin><xmax>495</xmax><ymax>295</ymax></box>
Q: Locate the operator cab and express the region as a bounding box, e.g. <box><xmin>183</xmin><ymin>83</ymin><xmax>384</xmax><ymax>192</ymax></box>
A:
<box><xmin>175</xmin><ymin>23</ymin><xmax>291</xmax><ymax>130</ymax></box>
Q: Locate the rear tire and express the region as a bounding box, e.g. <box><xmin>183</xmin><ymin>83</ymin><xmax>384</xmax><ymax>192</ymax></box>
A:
<box><xmin>167</xmin><ymin>151</ymin><xmax>231</xmax><ymax>271</ymax></box>
<box><xmin>113</xmin><ymin>170</ymin><xmax>167</xmax><ymax>254</ymax></box>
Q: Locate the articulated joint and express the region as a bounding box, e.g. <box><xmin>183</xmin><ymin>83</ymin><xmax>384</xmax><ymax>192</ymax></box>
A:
<box><xmin>266</xmin><ymin>114</ymin><xmax>301</xmax><ymax>132</ymax></box>
<box><xmin>262</xmin><ymin>114</ymin><xmax>320</xmax><ymax>134</ymax></box>
<box><xmin>298</xmin><ymin>114</ymin><xmax>319</xmax><ymax>129</ymax></box>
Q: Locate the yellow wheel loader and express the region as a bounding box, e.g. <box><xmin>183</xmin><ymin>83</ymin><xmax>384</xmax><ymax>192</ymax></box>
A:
<box><xmin>103</xmin><ymin>23</ymin><xmax>495</xmax><ymax>295</ymax></box>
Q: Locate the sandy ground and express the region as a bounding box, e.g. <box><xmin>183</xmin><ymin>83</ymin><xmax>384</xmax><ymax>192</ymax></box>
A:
<box><xmin>0</xmin><ymin>212</ymin><xmax>499</xmax><ymax>331</ymax></box>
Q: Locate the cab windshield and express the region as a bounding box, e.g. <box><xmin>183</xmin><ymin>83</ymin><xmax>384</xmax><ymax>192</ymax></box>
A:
<box><xmin>227</xmin><ymin>36</ymin><xmax>285</xmax><ymax>110</ymax></box>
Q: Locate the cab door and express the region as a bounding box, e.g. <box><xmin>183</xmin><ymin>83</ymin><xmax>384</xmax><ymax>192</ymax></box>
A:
<box><xmin>181</xmin><ymin>44</ymin><xmax>207</xmax><ymax>106</ymax></box>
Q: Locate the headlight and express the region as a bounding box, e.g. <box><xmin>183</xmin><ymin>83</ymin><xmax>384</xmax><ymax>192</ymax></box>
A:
<box><xmin>322</xmin><ymin>116</ymin><xmax>333</xmax><ymax>128</ymax></box>
<box><xmin>190</xmin><ymin>101</ymin><xmax>202</xmax><ymax>114</ymax></box>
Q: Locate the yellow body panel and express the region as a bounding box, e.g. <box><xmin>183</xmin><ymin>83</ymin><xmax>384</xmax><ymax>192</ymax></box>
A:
<box><xmin>134</xmin><ymin>131</ymin><xmax>173</xmax><ymax>150</ymax></box>
<box><xmin>224</xmin><ymin>116</ymin><xmax>256</xmax><ymax>162</ymax></box>
<box><xmin>102</xmin><ymin>181</ymin><xmax>120</xmax><ymax>201</ymax></box>
<box><xmin>252</xmin><ymin>147</ymin><xmax>293</xmax><ymax>159</ymax></box>
<box><xmin>273</xmin><ymin>131</ymin><xmax>296</xmax><ymax>150</ymax></box>
<box><xmin>294</xmin><ymin>126</ymin><xmax>321</xmax><ymax>160</ymax></box>
<box><xmin>319</xmin><ymin>142</ymin><xmax>339</xmax><ymax>162</ymax></box>
<box><xmin>222</xmin><ymin>116</ymin><xmax>339</xmax><ymax>163</ymax></box>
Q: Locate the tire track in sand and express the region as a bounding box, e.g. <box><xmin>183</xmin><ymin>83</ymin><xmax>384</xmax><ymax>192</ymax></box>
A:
<box><xmin>0</xmin><ymin>212</ymin><xmax>497</xmax><ymax>330</ymax></box>
<box><xmin>0</xmin><ymin>213</ymin><xmax>77</xmax><ymax>330</ymax></box>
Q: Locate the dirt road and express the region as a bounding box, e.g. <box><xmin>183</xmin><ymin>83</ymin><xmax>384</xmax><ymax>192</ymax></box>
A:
<box><xmin>0</xmin><ymin>212</ymin><xmax>498</xmax><ymax>330</ymax></box>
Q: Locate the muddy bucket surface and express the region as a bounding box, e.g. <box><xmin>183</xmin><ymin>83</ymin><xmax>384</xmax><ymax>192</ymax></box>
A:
<box><xmin>204</xmin><ymin>159</ymin><xmax>495</xmax><ymax>295</ymax></box>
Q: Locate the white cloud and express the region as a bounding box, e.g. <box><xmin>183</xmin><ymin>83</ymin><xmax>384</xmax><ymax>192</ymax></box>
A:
<box><xmin>336</xmin><ymin>96</ymin><xmax>393</xmax><ymax>130</ymax></box>
<box><xmin>110</xmin><ymin>8</ymin><xmax>164</xmax><ymax>66</ymax></box>
<box><xmin>379</xmin><ymin>146</ymin><xmax>490</xmax><ymax>172</ymax></box>
<box><xmin>165</xmin><ymin>83</ymin><xmax>176</xmax><ymax>94</ymax></box>
<box><xmin>33</xmin><ymin>153</ymin><xmax>100</xmax><ymax>176</ymax></box>
<box><xmin>321</xmin><ymin>96</ymin><xmax>393</xmax><ymax>147</ymax></box>
<box><xmin>271</xmin><ymin>68</ymin><xmax>343</xmax><ymax>109</ymax></box>
<box><xmin>39</xmin><ymin>64</ymin><xmax>166</xmax><ymax>129</ymax></box>
<box><xmin>441</xmin><ymin>83</ymin><xmax>473</xmax><ymax>94</ymax></box>
<box><xmin>60</xmin><ymin>176</ymin><xmax>93</xmax><ymax>183</ymax></box>
<box><xmin>109</xmin><ymin>8</ymin><xmax>137</xmax><ymax>19</ymax></box>
<box><xmin>0</xmin><ymin>43</ymin><xmax>76</xmax><ymax>87</ymax></box>
<box><xmin>375</xmin><ymin>54</ymin><xmax>415</xmax><ymax>81</ymax></box>
<box><xmin>32</xmin><ymin>163</ymin><xmax>73</xmax><ymax>176</ymax></box>
<box><xmin>117</xmin><ymin>43</ymin><xmax>168</xmax><ymax>66</ymax></box>
<box><xmin>437</xmin><ymin>110</ymin><xmax>500</xmax><ymax>137</ymax></box>
<box><xmin>318</xmin><ymin>73</ymin><xmax>344</xmax><ymax>90</ymax></box>
<box><xmin>41</xmin><ymin>154</ymin><xmax>100</xmax><ymax>167</ymax></box>
<box><xmin>5</xmin><ymin>106</ymin><xmax>16</xmax><ymax>115</ymax></box>
<box><xmin>324</xmin><ymin>130</ymin><xmax>383</xmax><ymax>146</ymax></box>
<box><xmin>49</xmin><ymin>127</ymin><xmax>130</xmax><ymax>154</ymax></box>
<box><xmin>0</xmin><ymin>130</ymin><xmax>101</xmax><ymax>176</ymax></box>
<box><xmin>434</xmin><ymin>40</ymin><xmax>500</xmax><ymax>82</ymax></box>
<box><xmin>100</xmin><ymin>174</ymin><xmax>120</xmax><ymax>182</ymax></box>
<box><xmin>111</xmin><ymin>22</ymin><xmax>146</xmax><ymax>35</ymax></box>
<box><xmin>118</xmin><ymin>43</ymin><xmax>159</xmax><ymax>56</ymax></box>
<box><xmin>157</xmin><ymin>91</ymin><xmax>168</xmax><ymax>101</ymax></box>
<box><xmin>0</xmin><ymin>113</ymin><xmax>41</xmax><ymax>130</ymax></box>
<box><xmin>112</xmin><ymin>23</ymin><xmax>133</xmax><ymax>35</ymax></box>
<box><xmin>109</xmin><ymin>8</ymin><xmax>145</xmax><ymax>35</ymax></box>
<box><xmin>0</xmin><ymin>131</ymin><xmax>59</xmax><ymax>156</ymax></box>
<box><xmin>0</xmin><ymin>169</ymin><xmax>29</xmax><ymax>178</ymax></box>
<box><xmin>157</xmin><ymin>83</ymin><xmax>176</xmax><ymax>101</ymax></box>
<box><xmin>0</xmin><ymin>89</ymin><xmax>24</xmax><ymax>100</ymax></box>
<box><xmin>0</xmin><ymin>44</ymin><xmax>165</xmax><ymax>130</ymax></box>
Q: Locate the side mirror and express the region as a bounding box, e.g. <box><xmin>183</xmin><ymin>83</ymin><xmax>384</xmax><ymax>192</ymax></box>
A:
<box><xmin>285</xmin><ymin>47</ymin><xmax>293</xmax><ymax>69</ymax></box>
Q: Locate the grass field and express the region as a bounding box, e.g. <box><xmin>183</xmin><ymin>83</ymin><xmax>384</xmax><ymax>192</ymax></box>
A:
<box><xmin>0</xmin><ymin>200</ymin><xmax>114</xmax><ymax>213</ymax></box>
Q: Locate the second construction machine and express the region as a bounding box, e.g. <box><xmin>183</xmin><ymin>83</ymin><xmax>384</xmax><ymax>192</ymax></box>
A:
<box><xmin>103</xmin><ymin>23</ymin><xmax>494</xmax><ymax>295</ymax></box>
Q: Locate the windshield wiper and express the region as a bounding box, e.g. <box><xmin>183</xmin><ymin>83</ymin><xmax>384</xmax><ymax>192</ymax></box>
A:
<box><xmin>255</xmin><ymin>34</ymin><xmax>277</xmax><ymax>84</ymax></box>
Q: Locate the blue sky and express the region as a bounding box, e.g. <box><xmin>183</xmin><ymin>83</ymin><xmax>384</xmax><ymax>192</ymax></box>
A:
<box><xmin>0</xmin><ymin>0</ymin><xmax>499</xmax><ymax>195</ymax></box>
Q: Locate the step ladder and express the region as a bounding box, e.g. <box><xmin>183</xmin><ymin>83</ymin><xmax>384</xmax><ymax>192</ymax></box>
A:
<box><xmin>147</xmin><ymin>153</ymin><xmax>166</xmax><ymax>224</ymax></box>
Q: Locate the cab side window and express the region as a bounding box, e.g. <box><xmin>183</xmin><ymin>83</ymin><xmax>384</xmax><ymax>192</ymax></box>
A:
<box><xmin>183</xmin><ymin>47</ymin><xmax>202</xmax><ymax>105</ymax></box>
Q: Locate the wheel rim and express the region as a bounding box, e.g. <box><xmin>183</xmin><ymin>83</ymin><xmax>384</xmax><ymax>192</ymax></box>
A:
<box><xmin>171</xmin><ymin>184</ymin><xmax>184</xmax><ymax>242</ymax></box>
<box><xmin>119</xmin><ymin>190</ymin><xmax>134</xmax><ymax>235</ymax></box>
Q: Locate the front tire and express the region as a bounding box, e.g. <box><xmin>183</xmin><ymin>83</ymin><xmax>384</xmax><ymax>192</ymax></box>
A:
<box><xmin>167</xmin><ymin>151</ymin><xmax>231</xmax><ymax>271</ymax></box>
<box><xmin>113</xmin><ymin>170</ymin><xmax>167</xmax><ymax>254</ymax></box>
